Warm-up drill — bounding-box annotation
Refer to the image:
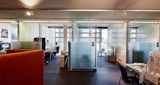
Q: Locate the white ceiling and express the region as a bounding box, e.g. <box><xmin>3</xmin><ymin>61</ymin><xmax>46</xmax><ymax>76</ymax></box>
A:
<box><xmin>1</xmin><ymin>0</ymin><xmax>160</xmax><ymax>20</ymax></box>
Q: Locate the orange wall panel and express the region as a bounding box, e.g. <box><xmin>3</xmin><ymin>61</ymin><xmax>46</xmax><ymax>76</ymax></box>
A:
<box><xmin>0</xmin><ymin>56</ymin><xmax>4</xmax><ymax>85</ymax></box>
<box><xmin>1</xmin><ymin>50</ymin><xmax>44</xmax><ymax>85</ymax></box>
<box><xmin>4</xmin><ymin>53</ymin><xmax>30</xmax><ymax>85</ymax></box>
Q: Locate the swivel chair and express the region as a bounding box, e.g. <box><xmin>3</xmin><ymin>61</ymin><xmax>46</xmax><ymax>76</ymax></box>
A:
<box><xmin>118</xmin><ymin>63</ymin><xmax>140</xmax><ymax>85</ymax></box>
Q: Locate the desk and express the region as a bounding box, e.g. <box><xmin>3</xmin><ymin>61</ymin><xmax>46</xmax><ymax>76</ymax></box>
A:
<box><xmin>126</xmin><ymin>63</ymin><xmax>147</xmax><ymax>84</ymax></box>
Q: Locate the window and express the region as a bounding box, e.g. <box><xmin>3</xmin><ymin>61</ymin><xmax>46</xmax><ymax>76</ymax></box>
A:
<box><xmin>129</xmin><ymin>28</ymin><xmax>138</xmax><ymax>42</ymax></box>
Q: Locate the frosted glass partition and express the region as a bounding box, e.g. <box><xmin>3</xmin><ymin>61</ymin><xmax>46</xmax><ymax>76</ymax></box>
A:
<box><xmin>70</xmin><ymin>42</ymin><xmax>95</xmax><ymax>70</ymax></box>
<box><xmin>128</xmin><ymin>23</ymin><xmax>159</xmax><ymax>63</ymax></box>
<box><xmin>11</xmin><ymin>41</ymin><xmax>39</xmax><ymax>49</ymax></box>
<box><xmin>108</xmin><ymin>23</ymin><xmax>127</xmax><ymax>64</ymax></box>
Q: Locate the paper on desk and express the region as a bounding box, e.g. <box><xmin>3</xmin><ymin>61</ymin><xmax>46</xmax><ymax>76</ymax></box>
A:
<box><xmin>133</xmin><ymin>63</ymin><xmax>144</xmax><ymax>65</ymax></box>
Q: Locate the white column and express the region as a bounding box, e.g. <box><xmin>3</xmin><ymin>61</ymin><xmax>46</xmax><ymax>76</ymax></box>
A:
<box><xmin>63</xmin><ymin>25</ymin><xmax>67</xmax><ymax>52</ymax></box>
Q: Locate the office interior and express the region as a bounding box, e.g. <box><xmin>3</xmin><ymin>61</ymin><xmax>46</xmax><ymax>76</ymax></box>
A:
<box><xmin>0</xmin><ymin>20</ymin><xmax>159</xmax><ymax>63</ymax></box>
<box><xmin>1</xmin><ymin>0</ymin><xmax>160</xmax><ymax>85</ymax></box>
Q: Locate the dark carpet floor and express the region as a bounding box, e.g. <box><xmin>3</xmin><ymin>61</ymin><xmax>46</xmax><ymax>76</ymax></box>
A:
<box><xmin>44</xmin><ymin>56</ymin><xmax>127</xmax><ymax>85</ymax></box>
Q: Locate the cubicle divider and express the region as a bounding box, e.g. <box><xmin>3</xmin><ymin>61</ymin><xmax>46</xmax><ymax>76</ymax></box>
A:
<box><xmin>69</xmin><ymin>42</ymin><xmax>96</xmax><ymax>71</ymax></box>
<box><xmin>0</xmin><ymin>50</ymin><xmax>44</xmax><ymax>85</ymax></box>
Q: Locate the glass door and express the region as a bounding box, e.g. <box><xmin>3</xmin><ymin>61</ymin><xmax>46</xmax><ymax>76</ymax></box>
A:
<box><xmin>69</xmin><ymin>22</ymin><xmax>96</xmax><ymax>70</ymax></box>
<box><xmin>108</xmin><ymin>23</ymin><xmax>127</xmax><ymax>64</ymax></box>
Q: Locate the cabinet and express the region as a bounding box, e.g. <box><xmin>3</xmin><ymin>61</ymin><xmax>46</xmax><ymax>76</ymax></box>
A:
<box><xmin>60</xmin><ymin>55</ymin><xmax>65</xmax><ymax>67</ymax></box>
<box><xmin>106</xmin><ymin>55</ymin><xmax>116</xmax><ymax>63</ymax></box>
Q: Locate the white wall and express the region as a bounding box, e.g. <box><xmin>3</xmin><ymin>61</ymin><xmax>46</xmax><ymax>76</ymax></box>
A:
<box><xmin>41</xmin><ymin>24</ymin><xmax>55</xmax><ymax>48</ymax></box>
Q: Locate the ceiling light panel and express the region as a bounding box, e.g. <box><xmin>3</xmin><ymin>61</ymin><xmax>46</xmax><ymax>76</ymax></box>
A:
<box><xmin>20</xmin><ymin>0</ymin><xmax>42</xmax><ymax>7</ymax></box>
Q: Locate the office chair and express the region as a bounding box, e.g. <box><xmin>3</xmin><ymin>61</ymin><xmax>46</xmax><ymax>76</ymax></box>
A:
<box><xmin>56</xmin><ymin>46</ymin><xmax>59</xmax><ymax>53</ymax></box>
<box><xmin>118</xmin><ymin>63</ymin><xmax>140</xmax><ymax>85</ymax></box>
<box><xmin>44</xmin><ymin>52</ymin><xmax>50</xmax><ymax>65</ymax></box>
<box><xmin>50</xmin><ymin>46</ymin><xmax>59</xmax><ymax>59</ymax></box>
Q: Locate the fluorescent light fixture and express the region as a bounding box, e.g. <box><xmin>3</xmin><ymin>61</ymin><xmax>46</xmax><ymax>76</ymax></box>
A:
<box><xmin>22</xmin><ymin>20</ymin><xmax>71</xmax><ymax>23</ymax></box>
<box><xmin>120</xmin><ymin>11</ymin><xmax>127</xmax><ymax>16</ymax></box>
<box><xmin>62</xmin><ymin>9</ymin><xmax>160</xmax><ymax>12</ymax></box>
<box><xmin>111</xmin><ymin>11</ymin><xmax>115</xmax><ymax>16</ymax></box>
<box><xmin>61</xmin><ymin>9</ymin><xmax>112</xmax><ymax>11</ymax></box>
<box><xmin>26</xmin><ymin>11</ymin><xmax>31</xmax><ymax>16</ymax></box>
<box><xmin>26</xmin><ymin>11</ymin><xmax>33</xmax><ymax>16</ymax></box>
<box><xmin>0</xmin><ymin>20</ymin><xmax>18</xmax><ymax>23</ymax></box>
<box><xmin>44</xmin><ymin>9</ymin><xmax>160</xmax><ymax>12</ymax></box>
<box><xmin>20</xmin><ymin>0</ymin><xmax>42</xmax><ymax>7</ymax></box>
<box><xmin>125</xmin><ymin>10</ymin><xmax>160</xmax><ymax>12</ymax></box>
<box><xmin>129</xmin><ymin>21</ymin><xmax>159</xmax><ymax>23</ymax></box>
<box><xmin>75</xmin><ymin>21</ymin><xmax>125</xmax><ymax>24</ymax></box>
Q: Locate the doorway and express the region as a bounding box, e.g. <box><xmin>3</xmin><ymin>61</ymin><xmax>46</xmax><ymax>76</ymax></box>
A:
<box><xmin>40</xmin><ymin>23</ymin><xmax>72</xmax><ymax>56</ymax></box>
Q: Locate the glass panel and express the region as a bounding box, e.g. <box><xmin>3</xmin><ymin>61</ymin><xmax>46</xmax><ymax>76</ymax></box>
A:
<box><xmin>55</xmin><ymin>29</ymin><xmax>59</xmax><ymax>32</ymax></box>
<box><xmin>11</xmin><ymin>23</ymin><xmax>18</xmax><ymax>41</ymax></box>
<box><xmin>128</xmin><ymin>23</ymin><xmax>159</xmax><ymax>63</ymax></box>
<box><xmin>130</xmin><ymin>34</ymin><xmax>136</xmax><ymax>38</ymax></box>
<box><xmin>130</xmin><ymin>29</ymin><xmax>136</xmax><ymax>33</ymax></box>
<box><xmin>56</xmin><ymin>38</ymin><xmax>63</xmax><ymax>42</ymax></box>
<box><xmin>70</xmin><ymin>42</ymin><xmax>95</xmax><ymax>69</ymax></box>
<box><xmin>80</xmin><ymin>29</ymin><xmax>89</xmax><ymax>32</ymax></box>
<box><xmin>92</xmin><ymin>29</ymin><xmax>100</xmax><ymax>33</ymax></box>
<box><xmin>18</xmin><ymin>20</ymin><xmax>43</xmax><ymax>50</ymax></box>
<box><xmin>108</xmin><ymin>23</ymin><xmax>127</xmax><ymax>64</ymax></box>
<box><xmin>67</xmin><ymin>29</ymin><xmax>72</xmax><ymax>32</ymax></box>
<box><xmin>69</xmin><ymin>22</ymin><xmax>96</xmax><ymax>70</ymax></box>
<box><xmin>67</xmin><ymin>34</ymin><xmax>72</xmax><ymax>37</ymax></box>
<box><xmin>79</xmin><ymin>38</ymin><xmax>89</xmax><ymax>42</ymax></box>
<box><xmin>0</xmin><ymin>20</ymin><xmax>18</xmax><ymax>50</ymax></box>
<box><xmin>56</xmin><ymin>33</ymin><xmax>63</xmax><ymax>37</ymax></box>
<box><xmin>12</xmin><ymin>41</ymin><xmax>39</xmax><ymax>49</ymax></box>
<box><xmin>80</xmin><ymin>34</ymin><xmax>89</xmax><ymax>37</ymax></box>
<box><xmin>91</xmin><ymin>34</ymin><xmax>100</xmax><ymax>37</ymax></box>
<box><xmin>55</xmin><ymin>29</ymin><xmax>63</xmax><ymax>32</ymax></box>
<box><xmin>130</xmin><ymin>39</ymin><xmax>136</xmax><ymax>42</ymax></box>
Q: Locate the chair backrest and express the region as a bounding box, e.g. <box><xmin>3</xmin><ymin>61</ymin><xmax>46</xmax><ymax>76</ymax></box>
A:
<box><xmin>56</xmin><ymin>46</ymin><xmax>59</xmax><ymax>53</ymax></box>
<box><xmin>118</xmin><ymin>63</ymin><xmax>130</xmax><ymax>84</ymax></box>
<box><xmin>148</xmin><ymin>51</ymin><xmax>160</xmax><ymax>74</ymax></box>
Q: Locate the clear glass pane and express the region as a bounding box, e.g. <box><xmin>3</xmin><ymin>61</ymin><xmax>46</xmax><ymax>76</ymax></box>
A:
<box><xmin>11</xmin><ymin>24</ymin><xmax>18</xmax><ymax>41</ymax></box>
<box><xmin>130</xmin><ymin>34</ymin><xmax>136</xmax><ymax>38</ymax></box>
<box><xmin>67</xmin><ymin>34</ymin><xmax>72</xmax><ymax>37</ymax></box>
<box><xmin>80</xmin><ymin>38</ymin><xmax>89</xmax><ymax>42</ymax></box>
<box><xmin>80</xmin><ymin>29</ymin><xmax>90</xmax><ymax>32</ymax></box>
<box><xmin>55</xmin><ymin>29</ymin><xmax>59</xmax><ymax>32</ymax></box>
<box><xmin>56</xmin><ymin>33</ymin><xmax>63</xmax><ymax>37</ymax></box>
<box><xmin>130</xmin><ymin>39</ymin><xmax>136</xmax><ymax>42</ymax></box>
<box><xmin>130</xmin><ymin>29</ymin><xmax>136</xmax><ymax>33</ymax></box>
<box><xmin>80</xmin><ymin>34</ymin><xmax>89</xmax><ymax>37</ymax></box>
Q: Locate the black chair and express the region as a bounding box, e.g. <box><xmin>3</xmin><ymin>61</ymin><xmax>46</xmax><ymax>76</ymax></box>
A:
<box><xmin>118</xmin><ymin>63</ymin><xmax>140</xmax><ymax>85</ymax></box>
<box><xmin>44</xmin><ymin>52</ymin><xmax>51</xmax><ymax>65</ymax></box>
<box><xmin>50</xmin><ymin>46</ymin><xmax>60</xmax><ymax>59</ymax></box>
<box><xmin>56</xmin><ymin>46</ymin><xmax>59</xmax><ymax>53</ymax></box>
